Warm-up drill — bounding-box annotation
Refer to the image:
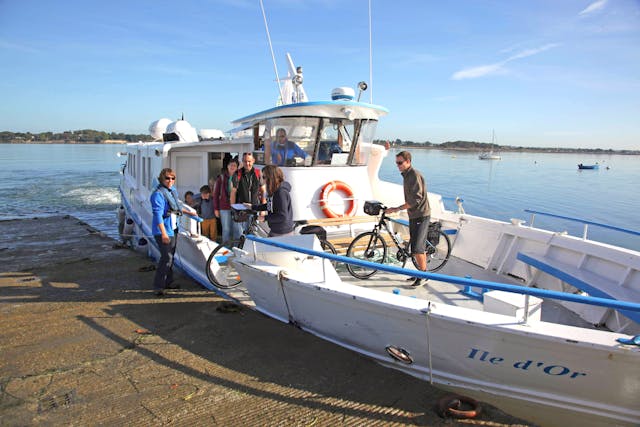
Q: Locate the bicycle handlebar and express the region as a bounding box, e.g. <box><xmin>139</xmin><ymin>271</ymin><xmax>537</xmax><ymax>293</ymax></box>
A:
<box><xmin>231</xmin><ymin>206</ymin><xmax>259</xmax><ymax>215</ymax></box>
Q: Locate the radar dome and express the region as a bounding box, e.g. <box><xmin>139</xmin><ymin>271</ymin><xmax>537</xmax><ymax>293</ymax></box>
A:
<box><xmin>331</xmin><ymin>87</ymin><xmax>355</xmax><ymax>101</ymax></box>
<box><xmin>165</xmin><ymin>119</ymin><xmax>198</xmax><ymax>142</ymax></box>
<box><xmin>199</xmin><ymin>129</ymin><xmax>225</xmax><ymax>140</ymax></box>
<box><xmin>149</xmin><ymin>118</ymin><xmax>172</xmax><ymax>140</ymax></box>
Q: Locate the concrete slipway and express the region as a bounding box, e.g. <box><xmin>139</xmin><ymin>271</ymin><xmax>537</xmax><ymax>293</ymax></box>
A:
<box><xmin>0</xmin><ymin>216</ymin><xmax>531</xmax><ymax>426</ymax></box>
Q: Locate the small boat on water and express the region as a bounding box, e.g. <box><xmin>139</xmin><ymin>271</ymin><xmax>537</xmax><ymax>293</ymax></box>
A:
<box><xmin>478</xmin><ymin>130</ymin><xmax>501</xmax><ymax>160</ymax></box>
<box><xmin>578</xmin><ymin>163</ymin><xmax>599</xmax><ymax>170</ymax></box>
<box><xmin>117</xmin><ymin>52</ymin><xmax>640</xmax><ymax>427</ymax></box>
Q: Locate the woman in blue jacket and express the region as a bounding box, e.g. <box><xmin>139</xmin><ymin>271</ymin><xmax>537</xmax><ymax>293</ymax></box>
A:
<box><xmin>150</xmin><ymin>168</ymin><xmax>193</xmax><ymax>296</ymax></box>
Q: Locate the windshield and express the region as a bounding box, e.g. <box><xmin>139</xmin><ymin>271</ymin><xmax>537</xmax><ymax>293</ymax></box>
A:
<box><xmin>252</xmin><ymin>117</ymin><xmax>375</xmax><ymax>167</ymax></box>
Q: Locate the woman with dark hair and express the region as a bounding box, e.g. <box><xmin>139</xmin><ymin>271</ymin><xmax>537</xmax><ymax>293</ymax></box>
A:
<box><xmin>249</xmin><ymin>165</ymin><xmax>293</xmax><ymax>237</ymax></box>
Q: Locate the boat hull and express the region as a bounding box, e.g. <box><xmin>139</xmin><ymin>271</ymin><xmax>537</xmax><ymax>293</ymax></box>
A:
<box><xmin>233</xmin><ymin>241</ymin><xmax>640</xmax><ymax>427</ymax></box>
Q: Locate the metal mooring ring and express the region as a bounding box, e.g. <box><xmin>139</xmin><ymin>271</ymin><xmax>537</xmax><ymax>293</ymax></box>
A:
<box><xmin>385</xmin><ymin>345</ymin><xmax>413</xmax><ymax>364</ymax></box>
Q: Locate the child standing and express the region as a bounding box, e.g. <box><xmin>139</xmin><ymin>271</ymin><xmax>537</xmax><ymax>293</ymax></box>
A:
<box><xmin>199</xmin><ymin>185</ymin><xmax>217</xmax><ymax>241</ymax></box>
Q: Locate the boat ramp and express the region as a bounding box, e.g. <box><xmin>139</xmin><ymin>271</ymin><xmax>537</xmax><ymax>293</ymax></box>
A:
<box><xmin>0</xmin><ymin>216</ymin><xmax>531</xmax><ymax>426</ymax></box>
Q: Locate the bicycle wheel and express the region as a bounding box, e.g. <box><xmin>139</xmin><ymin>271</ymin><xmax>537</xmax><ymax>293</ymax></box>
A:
<box><xmin>206</xmin><ymin>237</ymin><xmax>244</xmax><ymax>289</ymax></box>
<box><xmin>320</xmin><ymin>239</ymin><xmax>338</xmax><ymax>267</ymax></box>
<box><xmin>412</xmin><ymin>230</ymin><xmax>451</xmax><ymax>272</ymax></box>
<box><xmin>346</xmin><ymin>232</ymin><xmax>387</xmax><ymax>279</ymax></box>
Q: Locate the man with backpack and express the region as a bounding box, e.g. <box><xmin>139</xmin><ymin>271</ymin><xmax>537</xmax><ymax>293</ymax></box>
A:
<box><xmin>230</xmin><ymin>152</ymin><xmax>266</xmax><ymax>233</ymax></box>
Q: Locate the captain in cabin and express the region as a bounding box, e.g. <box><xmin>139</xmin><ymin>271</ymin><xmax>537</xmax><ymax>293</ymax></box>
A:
<box><xmin>270</xmin><ymin>128</ymin><xmax>306</xmax><ymax>166</ymax></box>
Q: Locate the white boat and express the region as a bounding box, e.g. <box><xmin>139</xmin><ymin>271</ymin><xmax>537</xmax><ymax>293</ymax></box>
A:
<box><xmin>479</xmin><ymin>130</ymin><xmax>502</xmax><ymax>160</ymax></box>
<box><xmin>118</xmin><ymin>55</ymin><xmax>640</xmax><ymax>427</ymax></box>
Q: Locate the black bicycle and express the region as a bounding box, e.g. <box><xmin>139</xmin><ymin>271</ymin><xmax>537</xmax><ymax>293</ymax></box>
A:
<box><xmin>346</xmin><ymin>200</ymin><xmax>451</xmax><ymax>279</ymax></box>
<box><xmin>206</xmin><ymin>207</ymin><xmax>337</xmax><ymax>289</ymax></box>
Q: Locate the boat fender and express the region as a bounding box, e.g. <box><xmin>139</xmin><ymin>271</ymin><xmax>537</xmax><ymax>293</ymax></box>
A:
<box><xmin>122</xmin><ymin>218</ymin><xmax>134</xmax><ymax>237</ymax></box>
<box><xmin>319</xmin><ymin>180</ymin><xmax>357</xmax><ymax>218</ymax></box>
<box><xmin>117</xmin><ymin>205</ymin><xmax>125</xmax><ymax>224</ymax></box>
<box><xmin>135</xmin><ymin>238</ymin><xmax>148</xmax><ymax>254</ymax></box>
<box><xmin>436</xmin><ymin>394</ymin><xmax>481</xmax><ymax>419</ymax></box>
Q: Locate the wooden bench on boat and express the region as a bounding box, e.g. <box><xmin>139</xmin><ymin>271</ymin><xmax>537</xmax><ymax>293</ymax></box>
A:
<box><xmin>516</xmin><ymin>251</ymin><xmax>640</xmax><ymax>325</ymax></box>
<box><xmin>304</xmin><ymin>215</ymin><xmax>458</xmax><ymax>255</ymax></box>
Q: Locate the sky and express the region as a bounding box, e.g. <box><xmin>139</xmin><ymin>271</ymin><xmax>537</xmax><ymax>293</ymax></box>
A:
<box><xmin>1</xmin><ymin>0</ymin><xmax>639</xmax><ymax>150</ymax></box>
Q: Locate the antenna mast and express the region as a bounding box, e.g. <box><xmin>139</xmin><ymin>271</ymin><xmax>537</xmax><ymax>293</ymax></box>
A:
<box><xmin>259</xmin><ymin>0</ymin><xmax>283</xmax><ymax>102</ymax></box>
<box><xmin>368</xmin><ymin>0</ymin><xmax>373</xmax><ymax>103</ymax></box>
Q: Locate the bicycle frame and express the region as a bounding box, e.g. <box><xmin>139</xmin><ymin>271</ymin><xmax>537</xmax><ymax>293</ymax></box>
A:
<box><xmin>377</xmin><ymin>211</ymin><xmax>411</xmax><ymax>260</ymax></box>
<box><xmin>242</xmin><ymin>211</ymin><xmax>270</xmax><ymax>238</ymax></box>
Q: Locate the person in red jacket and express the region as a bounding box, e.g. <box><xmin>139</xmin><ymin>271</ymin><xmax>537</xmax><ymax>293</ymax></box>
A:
<box><xmin>213</xmin><ymin>158</ymin><xmax>240</xmax><ymax>242</ymax></box>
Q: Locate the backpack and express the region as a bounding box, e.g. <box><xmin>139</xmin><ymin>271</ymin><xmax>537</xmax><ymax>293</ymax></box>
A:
<box><xmin>236</xmin><ymin>167</ymin><xmax>263</xmax><ymax>201</ymax></box>
<box><xmin>237</xmin><ymin>167</ymin><xmax>261</xmax><ymax>182</ymax></box>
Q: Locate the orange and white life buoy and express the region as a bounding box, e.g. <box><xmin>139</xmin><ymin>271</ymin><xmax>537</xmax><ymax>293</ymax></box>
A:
<box><xmin>319</xmin><ymin>180</ymin><xmax>357</xmax><ymax>218</ymax></box>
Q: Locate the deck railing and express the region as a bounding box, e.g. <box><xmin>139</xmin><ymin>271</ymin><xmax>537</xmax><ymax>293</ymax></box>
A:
<box><xmin>245</xmin><ymin>234</ymin><xmax>640</xmax><ymax>322</ymax></box>
<box><xmin>524</xmin><ymin>209</ymin><xmax>640</xmax><ymax>240</ymax></box>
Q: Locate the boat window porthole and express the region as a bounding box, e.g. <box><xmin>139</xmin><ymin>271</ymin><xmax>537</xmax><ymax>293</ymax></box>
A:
<box><xmin>385</xmin><ymin>345</ymin><xmax>413</xmax><ymax>364</ymax></box>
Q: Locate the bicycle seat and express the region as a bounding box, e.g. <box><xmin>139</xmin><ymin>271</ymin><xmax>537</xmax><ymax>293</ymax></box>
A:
<box><xmin>299</xmin><ymin>225</ymin><xmax>327</xmax><ymax>241</ymax></box>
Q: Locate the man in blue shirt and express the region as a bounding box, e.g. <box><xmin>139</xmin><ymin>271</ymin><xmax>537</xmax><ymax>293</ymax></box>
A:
<box><xmin>271</xmin><ymin>128</ymin><xmax>306</xmax><ymax>166</ymax></box>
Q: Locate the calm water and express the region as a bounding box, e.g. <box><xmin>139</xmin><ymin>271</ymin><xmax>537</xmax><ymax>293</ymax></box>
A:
<box><xmin>1</xmin><ymin>144</ymin><xmax>638</xmax><ymax>251</ymax></box>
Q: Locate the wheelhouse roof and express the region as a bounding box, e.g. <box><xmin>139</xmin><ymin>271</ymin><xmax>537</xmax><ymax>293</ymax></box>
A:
<box><xmin>230</xmin><ymin>100</ymin><xmax>389</xmax><ymax>132</ymax></box>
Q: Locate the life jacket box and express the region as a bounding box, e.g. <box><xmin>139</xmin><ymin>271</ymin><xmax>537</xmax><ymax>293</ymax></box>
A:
<box><xmin>364</xmin><ymin>200</ymin><xmax>383</xmax><ymax>216</ymax></box>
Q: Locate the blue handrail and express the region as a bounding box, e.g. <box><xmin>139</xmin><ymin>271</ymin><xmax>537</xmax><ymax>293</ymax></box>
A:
<box><xmin>524</xmin><ymin>209</ymin><xmax>640</xmax><ymax>239</ymax></box>
<box><xmin>245</xmin><ymin>234</ymin><xmax>640</xmax><ymax>314</ymax></box>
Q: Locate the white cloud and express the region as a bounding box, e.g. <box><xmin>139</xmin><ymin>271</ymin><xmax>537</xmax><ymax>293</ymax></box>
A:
<box><xmin>579</xmin><ymin>0</ymin><xmax>607</xmax><ymax>17</ymax></box>
<box><xmin>451</xmin><ymin>63</ymin><xmax>505</xmax><ymax>80</ymax></box>
<box><xmin>451</xmin><ymin>43</ymin><xmax>560</xmax><ymax>80</ymax></box>
<box><xmin>507</xmin><ymin>43</ymin><xmax>560</xmax><ymax>61</ymax></box>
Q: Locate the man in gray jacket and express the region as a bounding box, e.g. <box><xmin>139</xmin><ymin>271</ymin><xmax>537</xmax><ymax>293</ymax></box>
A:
<box><xmin>386</xmin><ymin>151</ymin><xmax>431</xmax><ymax>287</ymax></box>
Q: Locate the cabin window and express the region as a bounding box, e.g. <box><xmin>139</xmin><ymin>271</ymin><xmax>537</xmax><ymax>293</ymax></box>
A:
<box><xmin>132</xmin><ymin>153</ymin><xmax>136</xmax><ymax>177</ymax></box>
<box><xmin>146</xmin><ymin>157</ymin><xmax>152</xmax><ymax>189</ymax></box>
<box><xmin>142</xmin><ymin>156</ymin><xmax>147</xmax><ymax>187</ymax></box>
<box><xmin>249</xmin><ymin>117</ymin><xmax>378</xmax><ymax>167</ymax></box>
<box><xmin>350</xmin><ymin>119</ymin><xmax>378</xmax><ymax>166</ymax></box>
<box><xmin>262</xmin><ymin>117</ymin><xmax>318</xmax><ymax>166</ymax></box>
<box><xmin>315</xmin><ymin>118</ymin><xmax>353</xmax><ymax>166</ymax></box>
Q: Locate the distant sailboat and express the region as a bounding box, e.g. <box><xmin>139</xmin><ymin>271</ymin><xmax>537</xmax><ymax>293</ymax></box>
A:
<box><xmin>479</xmin><ymin>130</ymin><xmax>501</xmax><ymax>160</ymax></box>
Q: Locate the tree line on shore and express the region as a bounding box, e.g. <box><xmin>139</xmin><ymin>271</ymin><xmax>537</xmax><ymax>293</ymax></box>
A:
<box><xmin>1</xmin><ymin>130</ymin><xmax>635</xmax><ymax>154</ymax></box>
<box><xmin>0</xmin><ymin>130</ymin><xmax>152</xmax><ymax>143</ymax></box>
<box><xmin>374</xmin><ymin>139</ymin><xmax>638</xmax><ymax>155</ymax></box>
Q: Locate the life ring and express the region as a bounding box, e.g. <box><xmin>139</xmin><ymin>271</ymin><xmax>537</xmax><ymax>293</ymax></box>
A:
<box><xmin>436</xmin><ymin>394</ymin><xmax>481</xmax><ymax>419</ymax></box>
<box><xmin>319</xmin><ymin>180</ymin><xmax>356</xmax><ymax>218</ymax></box>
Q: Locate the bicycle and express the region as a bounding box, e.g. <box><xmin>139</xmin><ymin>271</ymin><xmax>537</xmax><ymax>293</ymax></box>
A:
<box><xmin>206</xmin><ymin>206</ymin><xmax>337</xmax><ymax>289</ymax></box>
<box><xmin>345</xmin><ymin>200</ymin><xmax>451</xmax><ymax>280</ymax></box>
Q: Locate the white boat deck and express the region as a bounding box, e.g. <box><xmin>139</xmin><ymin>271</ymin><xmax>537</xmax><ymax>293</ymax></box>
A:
<box><xmin>225</xmin><ymin>253</ymin><xmax>596</xmax><ymax>330</ymax></box>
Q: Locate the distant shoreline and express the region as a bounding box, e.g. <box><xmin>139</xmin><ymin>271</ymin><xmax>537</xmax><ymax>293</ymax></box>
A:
<box><xmin>1</xmin><ymin>140</ymin><xmax>129</xmax><ymax>145</ymax></box>
<box><xmin>1</xmin><ymin>140</ymin><xmax>638</xmax><ymax>155</ymax></box>
<box><xmin>391</xmin><ymin>145</ymin><xmax>640</xmax><ymax>155</ymax></box>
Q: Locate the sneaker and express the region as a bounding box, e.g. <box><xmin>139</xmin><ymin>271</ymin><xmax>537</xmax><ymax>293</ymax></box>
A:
<box><xmin>154</xmin><ymin>290</ymin><xmax>165</xmax><ymax>297</ymax></box>
<box><xmin>410</xmin><ymin>278</ymin><xmax>423</xmax><ymax>287</ymax></box>
<box><xmin>166</xmin><ymin>283</ymin><xmax>181</xmax><ymax>289</ymax></box>
<box><xmin>406</xmin><ymin>276</ymin><xmax>417</xmax><ymax>281</ymax></box>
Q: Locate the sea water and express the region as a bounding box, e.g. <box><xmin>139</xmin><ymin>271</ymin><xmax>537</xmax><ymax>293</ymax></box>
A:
<box><xmin>381</xmin><ymin>149</ymin><xmax>640</xmax><ymax>251</ymax></box>
<box><xmin>0</xmin><ymin>144</ymin><xmax>123</xmax><ymax>239</ymax></box>
<box><xmin>0</xmin><ymin>144</ymin><xmax>638</xmax><ymax>251</ymax></box>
